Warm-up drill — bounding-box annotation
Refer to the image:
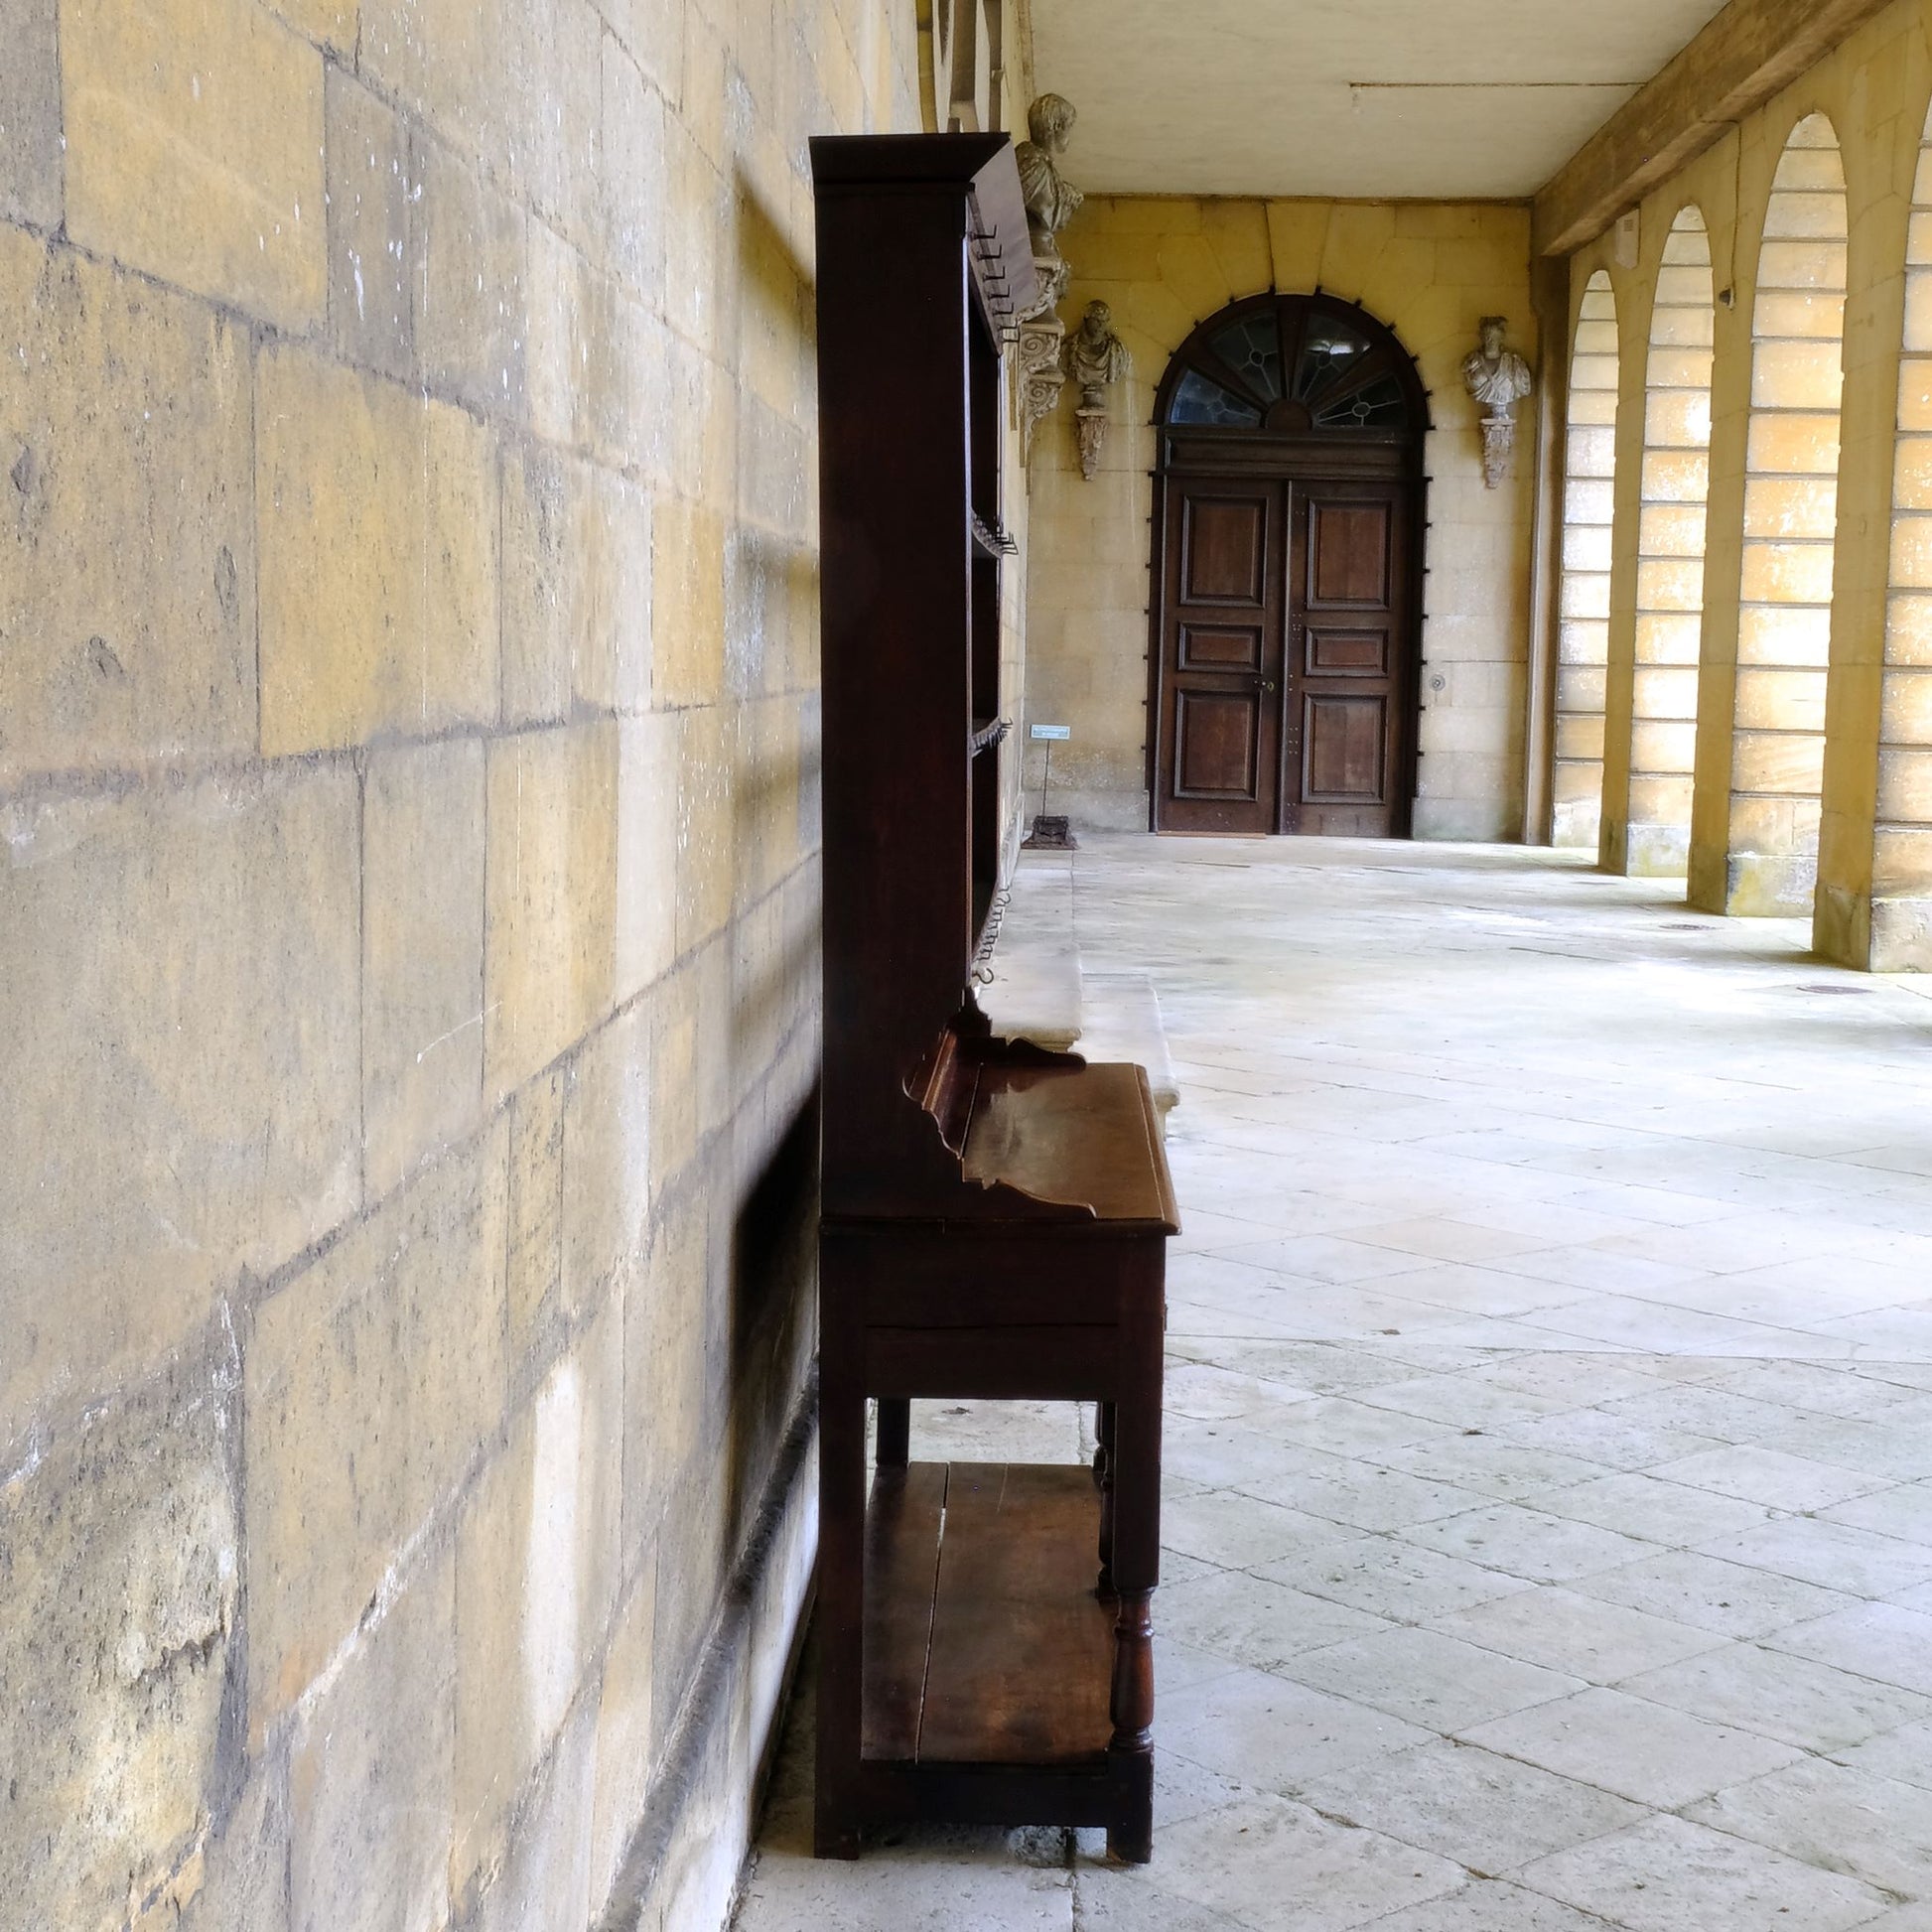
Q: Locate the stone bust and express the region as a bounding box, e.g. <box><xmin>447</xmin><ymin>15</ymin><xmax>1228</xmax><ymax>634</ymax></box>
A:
<box><xmin>1015</xmin><ymin>93</ymin><xmax>1083</xmax><ymax>255</ymax></box>
<box><xmin>1065</xmin><ymin>300</ymin><xmax>1130</xmax><ymax>398</ymax></box>
<box><xmin>1462</xmin><ymin>316</ymin><xmax>1533</xmax><ymax>487</ymax></box>
<box><xmin>1066</xmin><ymin>301</ymin><xmax>1129</xmax><ymax>481</ymax></box>
<box><xmin>1461</xmin><ymin>316</ymin><xmax>1533</xmax><ymax>413</ymax></box>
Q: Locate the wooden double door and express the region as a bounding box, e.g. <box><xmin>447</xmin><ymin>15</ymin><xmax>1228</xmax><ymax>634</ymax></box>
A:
<box><xmin>1153</xmin><ymin>472</ymin><xmax>1418</xmax><ymax>837</ymax></box>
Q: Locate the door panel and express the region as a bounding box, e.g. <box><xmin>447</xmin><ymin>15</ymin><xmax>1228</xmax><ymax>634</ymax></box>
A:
<box><xmin>1307</xmin><ymin>628</ymin><xmax>1388</xmax><ymax>676</ymax></box>
<box><xmin>1156</xmin><ymin>478</ymin><xmax>1285</xmax><ymax>833</ymax></box>
<box><xmin>1182</xmin><ymin>497</ymin><xmax>1268</xmax><ymax>603</ymax></box>
<box><xmin>1308</xmin><ymin>501</ymin><xmax>1393</xmax><ymax>606</ymax></box>
<box><xmin>1174</xmin><ymin>690</ymin><xmax>1262</xmax><ymax>797</ymax></box>
<box><xmin>1179</xmin><ymin>623</ymin><xmax>1264</xmax><ymax>673</ymax></box>
<box><xmin>1304</xmin><ymin>694</ymin><xmax>1387</xmax><ymax>801</ymax></box>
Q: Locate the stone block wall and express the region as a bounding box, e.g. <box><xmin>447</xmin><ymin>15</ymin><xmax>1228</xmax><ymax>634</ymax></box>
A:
<box><xmin>1602</xmin><ymin>207</ymin><xmax>1717</xmax><ymax>881</ymax></box>
<box><xmin>1553</xmin><ymin>271</ymin><xmax>1622</xmax><ymax>851</ymax></box>
<box><xmin>1021</xmin><ymin>196</ymin><xmax>1538</xmax><ymax>841</ymax></box>
<box><xmin>0</xmin><ymin>2</ymin><xmax>935</xmax><ymax>1929</ymax></box>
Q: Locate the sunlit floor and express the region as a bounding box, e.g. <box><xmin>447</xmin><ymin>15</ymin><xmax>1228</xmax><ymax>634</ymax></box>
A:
<box><xmin>735</xmin><ymin>835</ymin><xmax>1932</xmax><ymax>1932</ymax></box>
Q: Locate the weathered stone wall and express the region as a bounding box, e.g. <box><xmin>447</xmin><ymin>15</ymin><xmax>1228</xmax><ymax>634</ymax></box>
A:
<box><xmin>1021</xmin><ymin>196</ymin><xmax>1538</xmax><ymax>841</ymax></box>
<box><xmin>0</xmin><ymin>3</ymin><xmax>935</xmax><ymax>1929</ymax></box>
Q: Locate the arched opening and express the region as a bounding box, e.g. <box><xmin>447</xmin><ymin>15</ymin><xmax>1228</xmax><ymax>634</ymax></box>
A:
<box><xmin>1553</xmin><ymin>271</ymin><xmax>1619</xmax><ymax>851</ymax></box>
<box><xmin>1621</xmin><ymin>209</ymin><xmax>1715</xmax><ymax>877</ymax></box>
<box><xmin>1871</xmin><ymin>105</ymin><xmax>1932</xmax><ymax>967</ymax></box>
<box><xmin>1148</xmin><ymin>292</ymin><xmax>1428</xmax><ymax>837</ymax></box>
<box><xmin>1726</xmin><ymin>113</ymin><xmax>1847</xmax><ymax>915</ymax></box>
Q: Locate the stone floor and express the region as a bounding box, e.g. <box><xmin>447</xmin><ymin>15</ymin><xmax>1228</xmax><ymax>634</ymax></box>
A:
<box><xmin>734</xmin><ymin>835</ymin><xmax>1932</xmax><ymax>1932</ymax></box>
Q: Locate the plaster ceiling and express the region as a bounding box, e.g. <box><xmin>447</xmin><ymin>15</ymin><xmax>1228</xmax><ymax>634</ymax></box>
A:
<box><xmin>1028</xmin><ymin>0</ymin><xmax>1735</xmax><ymax>202</ymax></box>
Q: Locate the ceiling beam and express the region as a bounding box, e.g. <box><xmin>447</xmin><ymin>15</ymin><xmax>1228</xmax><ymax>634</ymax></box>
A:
<box><xmin>1532</xmin><ymin>0</ymin><xmax>1895</xmax><ymax>257</ymax></box>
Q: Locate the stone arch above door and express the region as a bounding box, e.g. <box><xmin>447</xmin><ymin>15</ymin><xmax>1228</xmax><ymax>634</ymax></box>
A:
<box><xmin>1155</xmin><ymin>291</ymin><xmax>1431</xmax><ymax>448</ymax></box>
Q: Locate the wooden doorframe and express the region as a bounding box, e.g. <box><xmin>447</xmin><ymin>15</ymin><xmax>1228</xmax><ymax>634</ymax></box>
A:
<box><xmin>1146</xmin><ymin>292</ymin><xmax>1430</xmax><ymax>837</ymax></box>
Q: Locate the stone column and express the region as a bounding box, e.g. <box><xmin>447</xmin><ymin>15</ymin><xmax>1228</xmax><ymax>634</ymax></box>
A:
<box><xmin>1690</xmin><ymin>118</ymin><xmax>1847</xmax><ymax>916</ymax></box>
<box><xmin>1815</xmin><ymin>150</ymin><xmax>1920</xmax><ymax>968</ymax></box>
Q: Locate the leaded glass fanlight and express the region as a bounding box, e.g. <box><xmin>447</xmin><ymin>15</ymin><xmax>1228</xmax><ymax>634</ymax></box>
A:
<box><xmin>1160</xmin><ymin>294</ymin><xmax>1422</xmax><ymax>435</ymax></box>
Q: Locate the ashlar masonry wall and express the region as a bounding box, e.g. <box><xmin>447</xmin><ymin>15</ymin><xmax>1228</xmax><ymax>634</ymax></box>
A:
<box><xmin>1022</xmin><ymin>195</ymin><xmax>1538</xmax><ymax>841</ymax></box>
<box><xmin>0</xmin><ymin>3</ymin><xmax>942</xmax><ymax>1930</ymax></box>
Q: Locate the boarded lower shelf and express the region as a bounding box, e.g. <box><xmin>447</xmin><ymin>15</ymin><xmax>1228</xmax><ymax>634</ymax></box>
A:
<box><xmin>862</xmin><ymin>1460</ymin><xmax>1114</xmax><ymax>1768</ymax></box>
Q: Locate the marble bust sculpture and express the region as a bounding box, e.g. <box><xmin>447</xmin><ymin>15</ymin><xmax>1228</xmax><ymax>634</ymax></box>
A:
<box><xmin>1016</xmin><ymin>93</ymin><xmax>1081</xmax><ymax>318</ymax></box>
<box><xmin>1016</xmin><ymin>92</ymin><xmax>1082</xmax><ymax>249</ymax></box>
<box><xmin>1066</xmin><ymin>299</ymin><xmax>1129</xmax><ymax>394</ymax></box>
<box><xmin>1065</xmin><ymin>299</ymin><xmax>1130</xmax><ymax>480</ymax></box>
<box><xmin>1461</xmin><ymin>316</ymin><xmax>1533</xmax><ymax>487</ymax></box>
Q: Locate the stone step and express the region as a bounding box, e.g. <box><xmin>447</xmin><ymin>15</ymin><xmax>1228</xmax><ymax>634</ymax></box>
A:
<box><xmin>979</xmin><ymin>851</ymin><xmax>1178</xmax><ymax>1133</ymax></box>
<box><xmin>979</xmin><ymin>847</ymin><xmax>1081</xmax><ymax>1051</ymax></box>
<box><xmin>1077</xmin><ymin>969</ymin><xmax>1180</xmax><ymax>1127</ymax></box>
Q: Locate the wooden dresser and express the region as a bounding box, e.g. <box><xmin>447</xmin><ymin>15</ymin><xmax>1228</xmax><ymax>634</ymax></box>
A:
<box><xmin>811</xmin><ymin>131</ymin><xmax>1178</xmax><ymax>1864</ymax></box>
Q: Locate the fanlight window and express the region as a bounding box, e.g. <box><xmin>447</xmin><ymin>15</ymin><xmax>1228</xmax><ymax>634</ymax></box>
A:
<box><xmin>1164</xmin><ymin>295</ymin><xmax>1415</xmax><ymax>433</ymax></box>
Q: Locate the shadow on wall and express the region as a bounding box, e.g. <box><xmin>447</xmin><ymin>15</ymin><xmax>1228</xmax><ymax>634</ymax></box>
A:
<box><xmin>718</xmin><ymin>164</ymin><xmax>826</xmax><ymax>1569</ymax></box>
<box><xmin>722</xmin><ymin>714</ymin><xmax>822</xmax><ymax>1570</ymax></box>
<box><xmin>592</xmin><ymin>156</ymin><xmax>830</xmax><ymax>1932</ymax></box>
<box><xmin>732</xmin><ymin>170</ymin><xmax>826</xmax><ymax>703</ymax></box>
<box><xmin>726</xmin><ymin>1087</ymin><xmax>821</xmax><ymax>1551</ymax></box>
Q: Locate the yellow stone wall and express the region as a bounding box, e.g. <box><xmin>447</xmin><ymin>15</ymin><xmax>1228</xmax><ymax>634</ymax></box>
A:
<box><xmin>0</xmin><ymin>3</ymin><xmax>971</xmax><ymax>1929</ymax></box>
<box><xmin>1874</xmin><ymin>129</ymin><xmax>1932</xmax><ymax>962</ymax></box>
<box><xmin>1606</xmin><ymin>207</ymin><xmax>1717</xmax><ymax>880</ymax></box>
<box><xmin>1554</xmin><ymin>272</ymin><xmax>1622</xmax><ymax>851</ymax></box>
<box><xmin>1022</xmin><ymin>196</ymin><xmax>1538</xmax><ymax>840</ymax></box>
<box><xmin>1561</xmin><ymin>0</ymin><xmax>1932</xmax><ymax>963</ymax></box>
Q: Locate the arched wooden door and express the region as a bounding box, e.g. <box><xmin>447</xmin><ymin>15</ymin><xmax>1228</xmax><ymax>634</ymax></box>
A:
<box><xmin>1150</xmin><ymin>293</ymin><xmax>1428</xmax><ymax>837</ymax></box>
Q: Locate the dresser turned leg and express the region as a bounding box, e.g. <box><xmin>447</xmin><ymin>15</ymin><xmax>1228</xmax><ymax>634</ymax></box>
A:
<box><xmin>1107</xmin><ymin>1587</ymin><xmax>1155</xmax><ymax>1861</ymax></box>
<box><xmin>1109</xmin><ymin>1587</ymin><xmax>1155</xmax><ymax>1750</ymax></box>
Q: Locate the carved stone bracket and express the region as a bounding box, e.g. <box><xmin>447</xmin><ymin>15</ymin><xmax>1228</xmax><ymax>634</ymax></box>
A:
<box><xmin>1019</xmin><ymin>309</ymin><xmax>1065</xmax><ymax>461</ymax></box>
<box><xmin>1064</xmin><ymin>300</ymin><xmax>1129</xmax><ymax>482</ymax></box>
<box><xmin>1480</xmin><ymin>412</ymin><xmax>1515</xmax><ymax>491</ymax></box>
<box><xmin>1020</xmin><ymin>252</ymin><xmax>1069</xmax><ymax>323</ymax></box>
<box><xmin>1075</xmin><ymin>405</ymin><xmax>1107</xmax><ymax>482</ymax></box>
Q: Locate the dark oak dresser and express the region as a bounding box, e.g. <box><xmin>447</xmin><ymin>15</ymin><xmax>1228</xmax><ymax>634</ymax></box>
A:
<box><xmin>811</xmin><ymin>131</ymin><xmax>1179</xmax><ymax>1865</ymax></box>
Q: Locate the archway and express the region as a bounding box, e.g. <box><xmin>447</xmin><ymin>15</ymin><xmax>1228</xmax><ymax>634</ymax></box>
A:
<box><xmin>1148</xmin><ymin>292</ymin><xmax>1428</xmax><ymax>836</ymax></box>
<box><xmin>1553</xmin><ymin>271</ymin><xmax>1619</xmax><ymax>851</ymax></box>
<box><xmin>1723</xmin><ymin>112</ymin><xmax>1848</xmax><ymax>915</ymax></box>
<box><xmin>1621</xmin><ymin>209</ymin><xmax>1716</xmax><ymax>878</ymax></box>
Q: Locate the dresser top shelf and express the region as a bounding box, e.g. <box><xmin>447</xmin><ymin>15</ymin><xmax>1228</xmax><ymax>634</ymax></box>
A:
<box><xmin>962</xmin><ymin>1058</ymin><xmax>1179</xmax><ymax>1231</ymax></box>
